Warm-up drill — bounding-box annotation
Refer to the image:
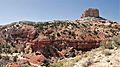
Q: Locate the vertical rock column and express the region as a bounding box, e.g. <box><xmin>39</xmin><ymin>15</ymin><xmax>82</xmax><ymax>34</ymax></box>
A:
<box><xmin>81</xmin><ymin>8</ymin><xmax>99</xmax><ymax>18</ymax></box>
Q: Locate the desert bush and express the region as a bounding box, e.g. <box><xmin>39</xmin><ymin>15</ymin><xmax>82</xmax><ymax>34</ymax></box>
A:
<box><xmin>100</xmin><ymin>40</ymin><xmax>115</xmax><ymax>49</ymax></box>
<box><xmin>2</xmin><ymin>56</ymin><xmax>9</xmax><ymax>61</ymax></box>
<box><xmin>0</xmin><ymin>56</ymin><xmax>10</xmax><ymax>67</ymax></box>
<box><xmin>0</xmin><ymin>45</ymin><xmax>3</xmax><ymax>53</ymax></box>
<box><xmin>100</xmin><ymin>35</ymin><xmax>120</xmax><ymax>49</ymax></box>
<box><xmin>0</xmin><ymin>44</ymin><xmax>14</xmax><ymax>54</ymax></box>
<box><xmin>13</xmin><ymin>55</ymin><xmax>18</xmax><ymax>62</ymax></box>
<box><xmin>82</xmin><ymin>24</ymin><xmax>87</xmax><ymax>27</ymax></box>
<box><xmin>93</xmin><ymin>30</ymin><xmax>98</xmax><ymax>35</ymax></box>
<box><xmin>41</xmin><ymin>59</ymin><xmax>51</xmax><ymax>67</ymax></box>
<box><xmin>53</xmin><ymin>61</ymin><xmax>63</xmax><ymax>67</ymax></box>
<box><xmin>20</xmin><ymin>64</ymin><xmax>30</xmax><ymax>67</ymax></box>
<box><xmin>112</xmin><ymin>35</ymin><xmax>120</xmax><ymax>46</ymax></box>
<box><xmin>102</xmin><ymin>49</ymin><xmax>111</xmax><ymax>56</ymax></box>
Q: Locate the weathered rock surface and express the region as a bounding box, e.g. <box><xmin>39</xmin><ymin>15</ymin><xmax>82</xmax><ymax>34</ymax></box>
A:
<box><xmin>81</xmin><ymin>8</ymin><xmax>99</xmax><ymax>18</ymax></box>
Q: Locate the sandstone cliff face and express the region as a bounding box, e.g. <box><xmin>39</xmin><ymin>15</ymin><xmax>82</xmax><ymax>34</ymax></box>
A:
<box><xmin>81</xmin><ymin>8</ymin><xmax>99</xmax><ymax>18</ymax></box>
<box><xmin>31</xmin><ymin>39</ymin><xmax>101</xmax><ymax>58</ymax></box>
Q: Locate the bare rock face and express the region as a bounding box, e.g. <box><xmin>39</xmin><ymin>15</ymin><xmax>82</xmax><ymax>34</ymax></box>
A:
<box><xmin>81</xmin><ymin>8</ymin><xmax>99</xmax><ymax>18</ymax></box>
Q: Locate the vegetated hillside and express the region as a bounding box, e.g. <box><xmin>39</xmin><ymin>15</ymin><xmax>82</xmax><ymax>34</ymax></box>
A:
<box><xmin>0</xmin><ymin>8</ymin><xmax>120</xmax><ymax>67</ymax></box>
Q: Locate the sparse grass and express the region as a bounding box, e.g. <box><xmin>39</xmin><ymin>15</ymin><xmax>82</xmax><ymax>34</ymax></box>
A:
<box><xmin>100</xmin><ymin>35</ymin><xmax>120</xmax><ymax>49</ymax></box>
<box><xmin>52</xmin><ymin>56</ymin><xmax>81</xmax><ymax>67</ymax></box>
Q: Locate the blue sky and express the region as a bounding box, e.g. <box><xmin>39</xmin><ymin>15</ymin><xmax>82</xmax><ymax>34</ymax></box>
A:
<box><xmin>0</xmin><ymin>0</ymin><xmax>119</xmax><ymax>24</ymax></box>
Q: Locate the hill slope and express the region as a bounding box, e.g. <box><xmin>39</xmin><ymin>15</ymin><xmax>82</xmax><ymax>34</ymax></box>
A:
<box><xmin>0</xmin><ymin>8</ymin><xmax>120</xmax><ymax>67</ymax></box>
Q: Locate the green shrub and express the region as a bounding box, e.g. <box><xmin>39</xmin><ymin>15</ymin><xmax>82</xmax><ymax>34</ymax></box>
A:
<box><xmin>53</xmin><ymin>61</ymin><xmax>63</xmax><ymax>67</ymax></box>
<box><xmin>112</xmin><ymin>35</ymin><xmax>120</xmax><ymax>46</ymax></box>
<box><xmin>41</xmin><ymin>59</ymin><xmax>51</xmax><ymax>67</ymax></box>
<box><xmin>13</xmin><ymin>55</ymin><xmax>18</xmax><ymax>62</ymax></box>
<box><xmin>0</xmin><ymin>44</ymin><xmax>10</xmax><ymax>53</ymax></box>
<box><xmin>100</xmin><ymin>40</ymin><xmax>116</xmax><ymax>49</ymax></box>
<box><xmin>93</xmin><ymin>30</ymin><xmax>98</xmax><ymax>35</ymax></box>
<box><xmin>2</xmin><ymin>56</ymin><xmax>9</xmax><ymax>61</ymax></box>
<box><xmin>0</xmin><ymin>56</ymin><xmax>10</xmax><ymax>66</ymax></box>
<box><xmin>100</xmin><ymin>35</ymin><xmax>120</xmax><ymax>49</ymax></box>
<box><xmin>82</xmin><ymin>24</ymin><xmax>87</xmax><ymax>27</ymax></box>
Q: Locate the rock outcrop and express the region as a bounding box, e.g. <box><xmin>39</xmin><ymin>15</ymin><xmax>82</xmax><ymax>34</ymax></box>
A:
<box><xmin>81</xmin><ymin>8</ymin><xmax>99</xmax><ymax>18</ymax></box>
<box><xmin>31</xmin><ymin>39</ymin><xmax>101</xmax><ymax>58</ymax></box>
